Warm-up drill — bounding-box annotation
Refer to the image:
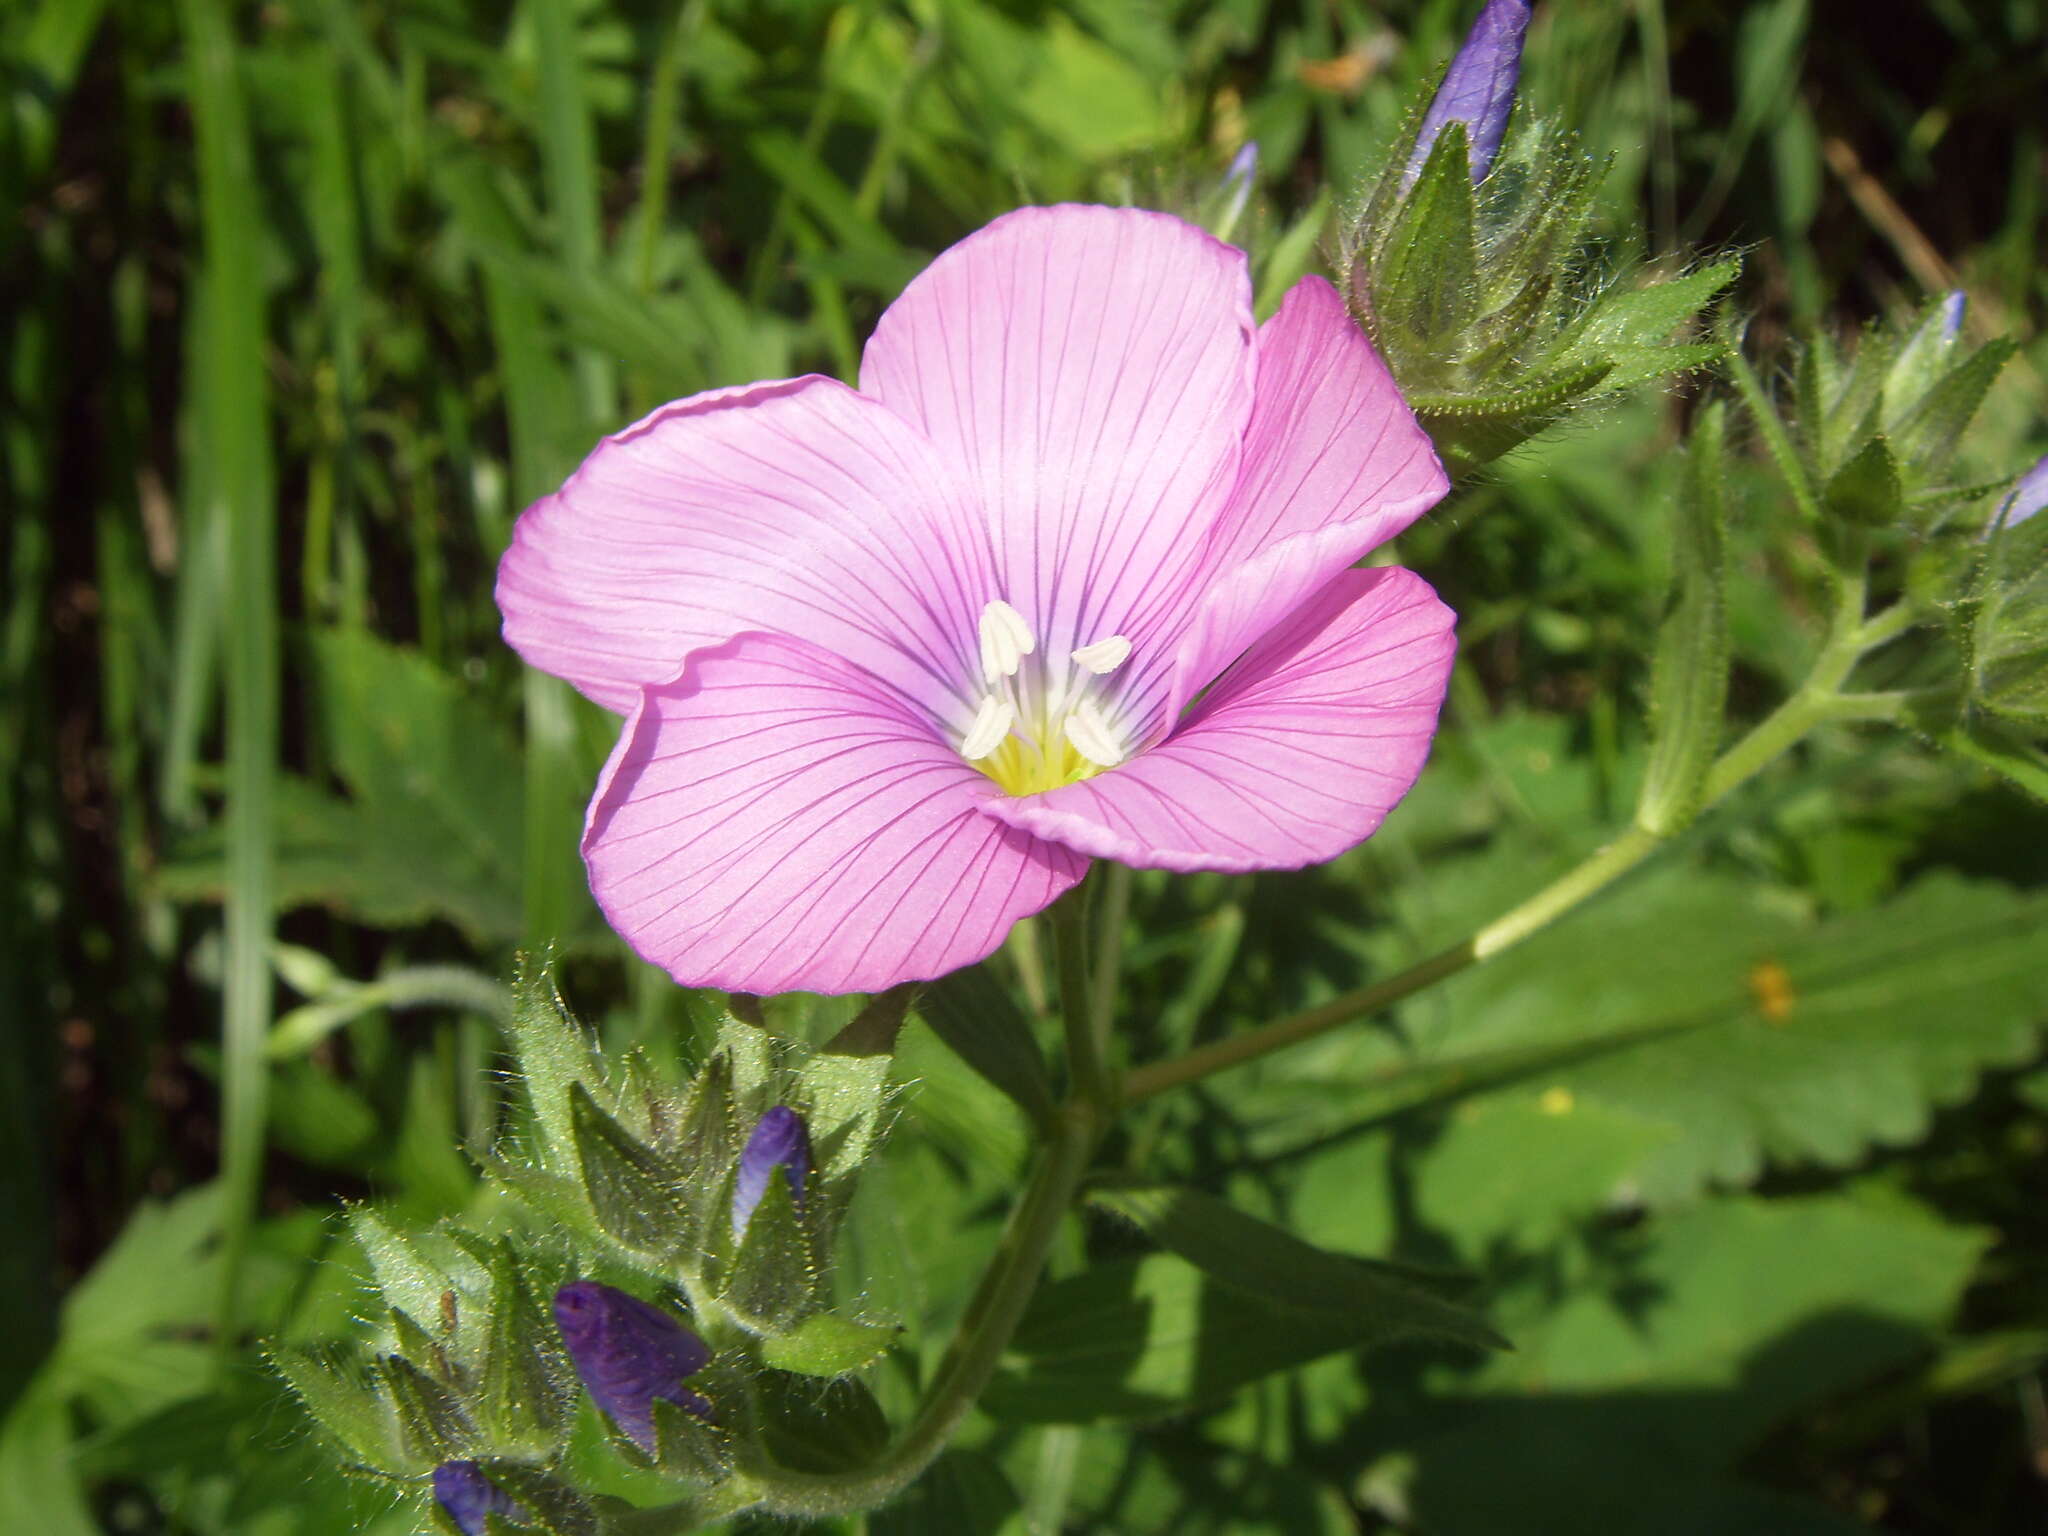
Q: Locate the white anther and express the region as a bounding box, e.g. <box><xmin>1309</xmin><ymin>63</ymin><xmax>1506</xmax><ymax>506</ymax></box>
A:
<box><xmin>977</xmin><ymin>599</ymin><xmax>1036</xmax><ymax>682</ymax></box>
<box><xmin>959</xmin><ymin>696</ymin><xmax>1017</xmax><ymax>761</ymax></box>
<box><xmin>1062</xmin><ymin>697</ymin><xmax>1125</xmax><ymax>769</ymax></box>
<box><xmin>1069</xmin><ymin>634</ymin><xmax>1132</xmax><ymax>675</ymax></box>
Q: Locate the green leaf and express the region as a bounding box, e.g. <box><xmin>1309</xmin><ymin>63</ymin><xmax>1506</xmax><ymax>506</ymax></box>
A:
<box><xmin>918</xmin><ymin>963</ymin><xmax>1056</xmax><ymax>1130</ymax></box>
<box><xmin>760</xmin><ymin>1312</ymin><xmax>900</xmax><ymax>1378</ymax></box>
<box><xmin>476</xmin><ymin>1239</ymin><xmax>571</xmax><ymax>1451</ymax></box>
<box><xmin>1571</xmin><ymin>258</ymin><xmax>1740</xmax><ymax>353</ymax></box>
<box><xmin>1089</xmin><ymin>1183</ymin><xmax>1504</xmax><ymax>1352</ymax></box>
<box><xmin>375</xmin><ymin>1352</ymin><xmax>474</xmax><ymax>1464</ymax></box>
<box><xmin>1300</xmin><ymin>870</ymin><xmax>2048</xmax><ymax>1208</ymax></box>
<box><xmin>650</xmin><ymin>1395</ymin><xmax>733</xmax><ymax>1484</ymax></box>
<box><xmin>722</xmin><ymin>1166</ymin><xmax>819</xmax><ymax>1334</ymax></box>
<box><xmin>569</xmin><ymin>1082</ymin><xmax>693</xmax><ymax>1258</ymax></box>
<box><xmin>270</xmin><ymin>1343</ymin><xmax>410</xmax><ymax>1472</ymax></box>
<box><xmin>1637</xmin><ymin>402</ymin><xmax>1731</xmax><ymax>834</ymax></box>
<box><xmin>1396</xmin><ymin>1192</ymin><xmax>1985</xmax><ymax>1536</ymax></box>
<box><xmin>753</xmin><ymin>1372</ymin><xmax>890</xmax><ymax>1476</ymax></box>
<box><xmin>471</xmin><ymin>1461</ymin><xmax>600</xmax><ymax>1536</ymax></box>
<box><xmin>1373</xmin><ymin>122</ymin><xmax>1479</xmax><ymax>344</ymax></box>
<box><xmin>868</xmin><ymin>1450</ymin><xmax>1023</xmax><ymax>1536</ymax></box>
<box><xmin>1942</xmin><ymin>719</ymin><xmax>2048</xmax><ymax>802</ymax></box>
<box><xmin>1820</xmin><ymin>433</ymin><xmax>1903</xmax><ymax>525</ymax></box>
<box><xmin>508</xmin><ymin>958</ymin><xmax>601</xmax><ymax>1175</ymax></box>
<box><xmin>1971</xmin><ymin>509</ymin><xmax>2048</xmax><ymax>726</ymax></box>
<box><xmin>1894</xmin><ymin>336</ymin><xmax>2016</xmax><ymax>466</ymax></box>
<box><xmin>984</xmin><ymin>1250</ymin><xmax>1475</xmax><ymax>1423</ymax></box>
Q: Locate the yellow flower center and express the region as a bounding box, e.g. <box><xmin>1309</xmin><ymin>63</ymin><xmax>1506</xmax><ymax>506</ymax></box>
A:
<box><xmin>958</xmin><ymin>600</ymin><xmax>1133</xmax><ymax>797</ymax></box>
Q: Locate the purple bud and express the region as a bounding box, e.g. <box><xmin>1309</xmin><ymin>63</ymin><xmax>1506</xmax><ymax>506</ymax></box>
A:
<box><xmin>1991</xmin><ymin>453</ymin><xmax>2048</xmax><ymax>536</ymax></box>
<box><xmin>1219</xmin><ymin>141</ymin><xmax>1258</xmax><ymax>233</ymax></box>
<box><xmin>1405</xmin><ymin>0</ymin><xmax>1532</xmax><ymax>189</ymax></box>
<box><xmin>1939</xmin><ymin>289</ymin><xmax>1967</xmax><ymax>341</ymax></box>
<box><xmin>552</xmin><ymin>1281</ymin><xmax>712</xmax><ymax>1452</ymax></box>
<box><xmin>432</xmin><ymin>1461</ymin><xmax>528</xmax><ymax>1535</ymax></box>
<box><xmin>732</xmin><ymin>1106</ymin><xmax>810</xmax><ymax>1240</ymax></box>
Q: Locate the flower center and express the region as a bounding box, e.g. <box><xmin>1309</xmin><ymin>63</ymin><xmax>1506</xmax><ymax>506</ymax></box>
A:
<box><xmin>958</xmin><ymin>599</ymin><xmax>1133</xmax><ymax>796</ymax></box>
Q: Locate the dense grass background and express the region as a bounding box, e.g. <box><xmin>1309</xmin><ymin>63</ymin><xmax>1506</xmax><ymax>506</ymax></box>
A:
<box><xmin>4</xmin><ymin>0</ymin><xmax>2046</xmax><ymax>1531</ymax></box>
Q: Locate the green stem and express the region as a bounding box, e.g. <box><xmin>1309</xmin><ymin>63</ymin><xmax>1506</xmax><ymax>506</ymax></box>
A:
<box><xmin>744</xmin><ymin>1104</ymin><xmax>1100</xmax><ymax>1520</ymax></box>
<box><xmin>1049</xmin><ymin>885</ymin><xmax>1114</xmax><ymax>1112</ymax></box>
<box><xmin>1124</xmin><ymin>596</ymin><xmax>1914</xmax><ymax>1104</ymax></box>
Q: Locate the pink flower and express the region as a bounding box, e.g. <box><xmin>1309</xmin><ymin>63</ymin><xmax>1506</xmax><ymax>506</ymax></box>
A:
<box><xmin>498</xmin><ymin>206</ymin><xmax>1454</xmax><ymax>994</ymax></box>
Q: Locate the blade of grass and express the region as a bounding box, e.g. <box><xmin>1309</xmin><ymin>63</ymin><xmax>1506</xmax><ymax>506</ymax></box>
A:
<box><xmin>175</xmin><ymin>0</ymin><xmax>278</xmax><ymax>1358</ymax></box>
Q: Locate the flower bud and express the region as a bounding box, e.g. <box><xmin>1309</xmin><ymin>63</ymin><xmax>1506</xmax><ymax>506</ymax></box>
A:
<box><xmin>1405</xmin><ymin>0</ymin><xmax>1530</xmax><ymax>188</ymax></box>
<box><xmin>432</xmin><ymin>1460</ymin><xmax>529</xmax><ymax>1535</ymax></box>
<box><xmin>552</xmin><ymin>1281</ymin><xmax>712</xmax><ymax>1452</ymax></box>
<box><xmin>1992</xmin><ymin>452</ymin><xmax>2048</xmax><ymax>534</ymax></box>
<box><xmin>1215</xmin><ymin>142</ymin><xmax>1258</xmax><ymax>241</ymax></box>
<box><xmin>733</xmin><ymin>1106</ymin><xmax>811</xmax><ymax>1240</ymax></box>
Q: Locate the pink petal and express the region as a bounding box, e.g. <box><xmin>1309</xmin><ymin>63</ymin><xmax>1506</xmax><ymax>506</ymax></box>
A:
<box><xmin>583</xmin><ymin>631</ymin><xmax>1086</xmax><ymax>995</ymax></box>
<box><xmin>980</xmin><ymin>568</ymin><xmax>1455</xmax><ymax>873</ymax></box>
<box><xmin>860</xmin><ymin>205</ymin><xmax>1256</xmax><ymax>663</ymax></box>
<box><xmin>496</xmin><ymin>376</ymin><xmax>996</xmax><ymax>722</ymax></box>
<box><xmin>1133</xmin><ymin>276</ymin><xmax>1448</xmax><ymax>728</ymax></box>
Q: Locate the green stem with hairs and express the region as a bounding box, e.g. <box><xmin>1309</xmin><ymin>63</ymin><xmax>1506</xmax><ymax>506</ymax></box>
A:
<box><xmin>1124</xmin><ymin>592</ymin><xmax>1924</xmax><ymax>1104</ymax></box>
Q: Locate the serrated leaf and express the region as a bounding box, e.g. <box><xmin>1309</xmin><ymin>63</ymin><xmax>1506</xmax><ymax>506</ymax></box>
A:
<box><xmin>569</xmin><ymin>1082</ymin><xmax>692</xmax><ymax>1257</ymax></box>
<box><xmin>722</xmin><ymin>1167</ymin><xmax>819</xmax><ymax>1334</ymax></box>
<box><xmin>1637</xmin><ymin>403</ymin><xmax>1731</xmax><ymax>834</ymax></box>
<box><xmin>760</xmin><ymin>1312</ymin><xmax>899</xmax><ymax>1377</ymax></box>
<box><xmin>1821</xmin><ymin>433</ymin><xmax>1903</xmax><ymax>525</ymax></box>
<box><xmin>1297</xmin><ymin>870</ymin><xmax>2048</xmax><ymax>1206</ymax></box>
<box><xmin>1089</xmin><ymin>1183</ymin><xmax>1504</xmax><ymax>1352</ymax></box>
<box><xmin>918</xmin><ymin>963</ymin><xmax>1055</xmax><ymax>1130</ymax></box>
<box><xmin>347</xmin><ymin>1208</ymin><xmax>455</xmax><ymax>1334</ymax></box>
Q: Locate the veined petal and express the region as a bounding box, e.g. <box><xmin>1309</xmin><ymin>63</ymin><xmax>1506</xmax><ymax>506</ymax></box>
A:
<box><xmin>1112</xmin><ymin>277</ymin><xmax>1446</xmax><ymax>736</ymax></box>
<box><xmin>496</xmin><ymin>376</ymin><xmax>995</xmax><ymax>722</ymax></box>
<box><xmin>982</xmin><ymin>568</ymin><xmax>1454</xmax><ymax>872</ymax></box>
<box><xmin>583</xmin><ymin>632</ymin><xmax>1086</xmax><ymax>994</ymax></box>
<box><xmin>860</xmin><ymin>205</ymin><xmax>1256</xmax><ymax>662</ymax></box>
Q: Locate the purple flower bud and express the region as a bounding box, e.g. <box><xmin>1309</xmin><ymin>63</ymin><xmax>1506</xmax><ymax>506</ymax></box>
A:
<box><xmin>552</xmin><ymin>1281</ymin><xmax>712</xmax><ymax>1452</ymax></box>
<box><xmin>1405</xmin><ymin>0</ymin><xmax>1532</xmax><ymax>189</ymax></box>
<box><xmin>732</xmin><ymin>1106</ymin><xmax>810</xmax><ymax>1240</ymax></box>
<box><xmin>1939</xmin><ymin>289</ymin><xmax>1967</xmax><ymax>341</ymax></box>
<box><xmin>1992</xmin><ymin>452</ymin><xmax>2048</xmax><ymax>535</ymax></box>
<box><xmin>432</xmin><ymin>1461</ymin><xmax>528</xmax><ymax>1535</ymax></box>
<box><xmin>1219</xmin><ymin>141</ymin><xmax>1258</xmax><ymax>234</ymax></box>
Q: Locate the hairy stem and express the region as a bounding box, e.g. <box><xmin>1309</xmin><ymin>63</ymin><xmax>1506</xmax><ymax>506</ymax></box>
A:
<box><xmin>1124</xmin><ymin>594</ymin><xmax>1913</xmax><ymax>1103</ymax></box>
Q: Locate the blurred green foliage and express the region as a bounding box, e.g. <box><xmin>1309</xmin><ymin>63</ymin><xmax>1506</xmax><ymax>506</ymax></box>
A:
<box><xmin>4</xmin><ymin>0</ymin><xmax>2045</xmax><ymax>1531</ymax></box>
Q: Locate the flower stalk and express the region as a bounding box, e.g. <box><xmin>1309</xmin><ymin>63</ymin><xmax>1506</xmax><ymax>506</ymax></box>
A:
<box><xmin>1123</xmin><ymin>585</ymin><xmax>1928</xmax><ymax>1103</ymax></box>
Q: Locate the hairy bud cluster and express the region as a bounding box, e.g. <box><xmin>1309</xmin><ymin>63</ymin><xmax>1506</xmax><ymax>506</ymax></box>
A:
<box><xmin>1343</xmin><ymin>0</ymin><xmax>1735</xmax><ymax>477</ymax></box>
<box><xmin>274</xmin><ymin>967</ymin><xmax>905</xmax><ymax>1534</ymax></box>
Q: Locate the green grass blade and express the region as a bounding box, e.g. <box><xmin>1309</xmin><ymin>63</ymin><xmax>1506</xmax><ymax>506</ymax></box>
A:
<box><xmin>173</xmin><ymin>0</ymin><xmax>277</xmax><ymax>1357</ymax></box>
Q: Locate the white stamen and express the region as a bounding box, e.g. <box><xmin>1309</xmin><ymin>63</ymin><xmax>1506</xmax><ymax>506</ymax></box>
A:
<box><xmin>1062</xmin><ymin>698</ymin><xmax>1125</xmax><ymax>769</ymax></box>
<box><xmin>1069</xmin><ymin>634</ymin><xmax>1132</xmax><ymax>675</ymax></box>
<box><xmin>977</xmin><ymin>599</ymin><xmax>1036</xmax><ymax>682</ymax></box>
<box><xmin>959</xmin><ymin>696</ymin><xmax>1016</xmax><ymax>761</ymax></box>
